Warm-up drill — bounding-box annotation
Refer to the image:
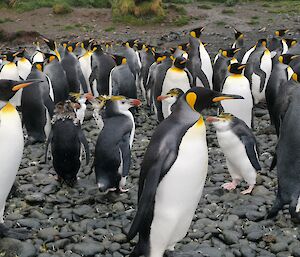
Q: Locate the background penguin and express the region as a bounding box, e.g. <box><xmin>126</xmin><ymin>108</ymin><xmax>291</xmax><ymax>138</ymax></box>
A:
<box><xmin>16</xmin><ymin>49</ymin><xmax>32</xmax><ymax>80</ymax></box>
<box><xmin>46</xmin><ymin>100</ymin><xmax>89</xmax><ymax>187</ymax></box>
<box><xmin>44</xmin><ymin>53</ymin><xmax>69</xmax><ymax>103</ymax></box>
<box><xmin>231</xmin><ymin>28</ymin><xmax>246</xmax><ymax>62</ymax></box>
<box><xmin>286</xmin><ymin>39</ymin><xmax>300</xmax><ymax>55</ymax></box>
<box><xmin>220</xmin><ymin>63</ymin><xmax>253</xmax><ymax>128</ymax></box>
<box><xmin>0</xmin><ymin>79</ymin><xmax>40</xmax><ymax>239</ymax></box>
<box><xmin>207</xmin><ymin>113</ymin><xmax>261</xmax><ymax>194</ymax></box>
<box><xmin>160</xmin><ymin>56</ymin><xmax>192</xmax><ymax>122</ymax></box>
<box><xmin>89</xmin><ymin>44</ymin><xmax>116</xmax><ymax>96</ymax></box>
<box><xmin>268</xmin><ymin>29</ymin><xmax>289</xmax><ymax>55</ymax></box>
<box><xmin>41</xmin><ymin>36</ymin><xmax>62</xmax><ymax>61</ymax></box>
<box><xmin>23</xmin><ymin>62</ymin><xmax>54</xmax><ymax>145</ymax></box>
<box><xmin>213</xmin><ymin>48</ymin><xmax>240</xmax><ymax>92</ymax></box>
<box><xmin>156</xmin><ymin>88</ymin><xmax>184</xmax><ymax>119</ymax></box>
<box><xmin>243</xmin><ymin>39</ymin><xmax>272</xmax><ymax>104</ymax></box>
<box><xmin>92</xmin><ymin>96</ymin><xmax>141</xmax><ymax>193</ymax></box>
<box><xmin>127</xmin><ymin>87</ymin><xmax>243</xmax><ymax>257</ymax></box>
<box><xmin>109</xmin><ymin>55</ymin><xmax>137</xmax><ymax>99</ymax></box>
<box><xmin>31</xmin><ymin>42</ymin><xmax>44</xmax><ymax>63</ymax></box>
<box><xmin>187</xmin><ymin>27</ymin><xmax>213</xmax><ymax>88</ymax></box>
<box><xmin>267</xmin><ymin>81</ymin><xmax>300</xmax><ymax>223</ymax></box>
<box><xmin>61</xmin><ymin>42</ymin><xmax>89</xmax><ymax>94</ymax></box>
<box><xmin>265</xmin><ymin>54</ymin><xmax>296</xmax><ymax>135</ymax></box>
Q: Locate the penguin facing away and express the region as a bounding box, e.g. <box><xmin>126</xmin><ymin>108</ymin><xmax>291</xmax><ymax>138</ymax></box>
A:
<box><xmin>207</xmin><ymin>113</ymin><xmax>261</xmax><ymax>194</ymax></box>
<box><xmin>220</xmin><ymin>63</ymin><xmax>253</xmax><ymax>128</ymax></box>
<box><xmin>0</xmin><ymin>79</ymin><xmax>41</xmax><ymax>239</ymax></box>
<box><xmin>127</xmin><ymin>87</ymin><xmax>243</xmax><ymax>257</ymax></box>
<box><xmin>45</xmin><ymin>100</ymin><xmax>90</xmax><ymax>187</ymax></box>
<box><xmin>93</xmin><ymin>95</ymin><xmax>141</xmax><ymax>193</ymax></box>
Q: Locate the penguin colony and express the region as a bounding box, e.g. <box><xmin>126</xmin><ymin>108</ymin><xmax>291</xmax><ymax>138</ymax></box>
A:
<box><xmin>0</xmin><ymin>27</ymin><xmax>300</xmax><ymax>256</ymax></box>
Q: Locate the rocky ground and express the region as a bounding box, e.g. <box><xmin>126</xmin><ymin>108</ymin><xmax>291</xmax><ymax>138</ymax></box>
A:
<box><xmin>1</xmin><ymin>1</ymin><xmax>300</xmax><ymax>257</ymax></box>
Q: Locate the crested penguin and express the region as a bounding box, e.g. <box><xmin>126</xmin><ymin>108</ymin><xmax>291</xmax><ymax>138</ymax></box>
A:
<box><xmin>207</xmin><ymin>113</ymin><xmax>261</xmax><ymax>194</ymax></box>
<box><xmin>127</xmin><ymin>87</ymin><xmax>243</xmax><ymax>257</ymax></box>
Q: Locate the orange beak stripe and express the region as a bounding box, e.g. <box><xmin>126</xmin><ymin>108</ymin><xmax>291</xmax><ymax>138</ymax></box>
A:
<box><xmin>12</xmin><ymin>82</ymin><xmax>33</xmax><ymax>91</ymax></box>
<box><xmin>212</xmin><ymin>96</ymin><xmax>235</xmax><ymax>102</ymax></box>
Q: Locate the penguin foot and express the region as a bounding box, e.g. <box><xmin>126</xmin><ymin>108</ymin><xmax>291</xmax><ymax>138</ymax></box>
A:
<box><xmin>241</xmin><ymin>185</ymin><xmax>254</xmax><ymax>195</ymax></box>
<box><xmin>0</xmin><ymin>224</ymin><xmax>30</xmax><ymax>240</ymax></box>
<box><xmin>222</xmin><ymin>181</ymin><xmax>238</xmax><ymax>190</ymax></box>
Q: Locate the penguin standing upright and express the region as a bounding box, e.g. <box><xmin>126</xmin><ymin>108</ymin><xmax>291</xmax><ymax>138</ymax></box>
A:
<box><xmin>213</xmin><ymin>48</ymin><xmax>240</xmax><ymax>92</ymax></box>
<box><xmin>127</xmin><ymin>87</ymin><xmax>243</xmax><ymax>257</ymax></box>
<box><xmin>220</xmin><ymin>63</ymin><xmax>253</xmax><ymax>128</ymax></box>
<box><xmin>231</xmin><ymin>28</ymin><xmax>245</xmax><ymax>62</ymax></box>
<box><xmin>16</xmin><ymin>49</ymin><xmax>32</xmax><ymax>80</ymax></box>
<box><xmin>207</xmin><ymin>113</ymin><xmax>261</xmax><ymax>194</ymax></box>
<box><xmin>31</xmin><ymin>42</ymin><xmax>44</xmax><ymax>63</ymax></box>
<box><xmin>0</xmin><ymin>79</ymin><xmax>40</xmax><ymax>238</ymax></box>
<box><xmin>89</xmin><ymin>44</ymin><xmax>116</xmax><ymax>96</ymax></box>
<box><xmin>41</xmin><ymin>36</ymin><xmax>62</xmax><ymax>61</ymax></box>
<box><xmin>109</xmin><ymin>55</ymin><xmax>137</xmax><ymax>99</ymax></box>
<box><xmin>244</xmin><ymin>39</ymin><xmax>272</xmax><ymax>104</ymax></box>
<box><xmin>44</xmin><ymin>53</ymin><xmax>69</xmax><ymax>103</ymax></box>
<box><xmin>23</xmin><ymin>62</ymin><xmax>54</xmax><ymax>144</ymax></box>
<box><xmin>93</xmin><ymin>96</ymin><xmax>141</xmax><ymax>193</ymax></box>
<box><xmin>160</xmin><ymin>56</ymin><xmax>192</xmax><ymax>120</ymax></box>
<box><xmin>268</xmin><ymin>29</ymin><xmax>289</xmax><ymax>55</ymax></box>
<box><xmin>61</xmin><ymin>42</ymin><xmax>89</xmax><ymax>94</ymax></box>
<box><xmin>46</xmin><ymin>100</ymin><xmax>89</xmax><ymax>187</ymax></box>
<box><xmin>187</xmin><ymin>27</ymin><xmax>213</xmax><ymax>88</ymax></box>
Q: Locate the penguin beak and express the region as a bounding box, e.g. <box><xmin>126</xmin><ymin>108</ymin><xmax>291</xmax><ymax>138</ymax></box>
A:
<box><xmin>84</xmin><ymin>92</ymin><xmax>94</xmax><ymax>101</ymax></box>
<box><xmin>12</xmin><ymin>80</ymin><xmax>43</xmax><ymax>91</ymax></box>
<box><xmin>130</xmin><ymin>99</ymin><xmax>142</xmax><ymax>107</ymax></box>
<box><xmin>157</xmin><ymin>95</ymin><xmax>168</xmax><ymax>101</ymax></box>
<box><xmin>212</xmin><ymin>93</ymin><xmax>244</xmax><ymax>102</ymax></box>
<box><xmin>206</xmin><ymin>116</ymin><xmax>220</xmax><ymax>123</ymax></box>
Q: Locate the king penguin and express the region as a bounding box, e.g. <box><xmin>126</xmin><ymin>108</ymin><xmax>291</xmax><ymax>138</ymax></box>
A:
<box><xmin>220</xmin><ymin>63</ymin><xmax>253</xmax><ymax>128</ymax></box>
<box><xmin>93</xmin><ymin>96</ymin><xmax>141</xmax><ymax>193</ymax></box>
<box><xmin>41</xmin><ymin>36</ymin><xmax>62</xmax><ymax>61</ymax></box>
<box><xmin>268</xmin><ymin>29</ymin><xmax>289</xmax><ymax>56</ymax></box>
<box><xmin>187</xmin><ymin>27</ymin><xmax>213</xmax><ymax>88</ymax></box>
<box><xmin>207</xmin><ymin>113</ymin><xmax>260</xmax><ymax>194</ymax></box>
<box><xmin>0</xmin><ymin>79</ymin><xmax>40</xmax><ymax>238</ymax></box>
<box><xmin>31</xmin><ymin>42</ymin><xmax>44</xmax><ymax>63</ymax></box>
<box><xmin>231</xmin><ymin>28</ymin><xmax>245</xmax><ymax>62</ymax></box>
<box><xmin>127</xmin><ymin>87</ymin><xmax>243</xmax><ymax>257</ymax></box>
<box><xmin>16</xmin><ymin>49</ymin><xmax>32</xmax><ymax>80</ymax></box>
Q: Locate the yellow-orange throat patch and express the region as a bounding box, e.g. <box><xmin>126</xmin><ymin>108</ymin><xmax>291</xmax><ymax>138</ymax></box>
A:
<box><xmin>186</xmin><ymin>92</ymin><xmax>197</xmax><ymax>111</ymax></box>
<box><xmin>0</xmin><ymin>103</ymin><xmax>16</xmax><ymax>114</ymax></box>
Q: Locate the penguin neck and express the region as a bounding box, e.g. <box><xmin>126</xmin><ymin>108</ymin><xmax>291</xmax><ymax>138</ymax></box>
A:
<box><xmin>170</xmin><ymin>67</ymin><xmax>184</xmax><ymax>73</ymax></box>
<box><xmin>0</xmin><ymin>100</ymin><xmax>7</xmax><ymax>110</ymax></box>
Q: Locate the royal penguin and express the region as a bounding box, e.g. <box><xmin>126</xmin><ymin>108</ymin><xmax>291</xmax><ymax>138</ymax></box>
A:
<box><xmin>89</xmin><ymin>44</ymin><xmax>116</xmax><ymax>96</ymax></box>
<box><xmin>16</xmin><ymin>49</ymin><xmax>32</xmax><ymax>80</ymax></box>
<box><xmin>156</xmin><ymin>88</ymin><xmax>184</xmax><ymax>119</ymax></box>
<box><xmin>109</xmin><ymin>55</ymin><xmax>137</xmax><ymax>99</ymax></box>
<box><xmin>127</xmin><ymin>87</ymin><xmax>243</xmax><ymax>257</ymax></box>
<box><xmin>187</xmin><ymin>27</ymin><xmax>213</xmax><ymax>88</ymax></box>
<box><xmin>61</xmin><ymin>42</ymin><xmax>89</xmax><ymax>94</ymax></box>
<box><xmin>243</xmin><ymin>39</ymin><xmax>272</xmax><ymax>104</ymax></box>
<box><xmin>23</xmin><ymin>62</ymin><xmax>55</xmax><ymax>144</ymax></box>
<box><xmin>160</xmin><ymin>56</ymin><xmax>192</xmax><ymax>122</ymax></box>
<box><xmin>213</xmin><ymin>48</ymin><xmax>241</xmax><ymax>92</ymax></box>
<box><xmin>69</xmin><ymin>92</ymin><xmax>93</xmax><ymax>125</ymax></box>
<box><xmin>267</xmin><ymin>79</ymin><xmax>300</xmax><ymax>222</ymax></box>
<box><xmin>44</xmin><ymin>53</ymin><xmax>69</xmax><ymax>103</ymax></box>
<box><xmin>265</xmin><ymin>54</ymin><xmax>296</xmax><ymax>135</ymax></box>
<box><xmin>93</xmin><ymin>96</ymin><xmax>141</xmax><ymax>193</ymax></box>
<box><xmin>207</xmin><ymin>113</ymin><xmax>261</xmax><ymax>194</ymax></box>
<box><xmin>45</xmin><ymin>100</ymin><xmax>89</xmax><ymax>187</ymax></box>
<box><xmin>220</xmin><ymin>63</ymin><xmax>253</xmax><ymax>128</ymax></box>
<box><xmin>0</xmin><ymin>79</ymin><xmax>40</xmax><ymax>238</ymax></box>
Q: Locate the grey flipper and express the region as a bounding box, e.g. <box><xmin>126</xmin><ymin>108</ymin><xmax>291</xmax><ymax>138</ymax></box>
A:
<box><xmin>78</xmin><ymin>128</ymin><xmax>90</xmax><ymax>165</ymax></box>
<box><xmin>240</xmin><ymin>135</ymin><xmax>261</xmax><ymax>170</ymax></box>
<box><xmin>253</xmin><ymin>63</ymin><xmax>267</xmax><ymax>92</ymax></box>
<box><xmin>119</xmin><ymin>132</ymin><xmax>131</xmax><ymax>177</ymax></box>
<box><xmin>45</xmin><ymin>130</ymin><xmax>53</xmax><ymax>163</ymax></box>
<box><xmin>77</xmin><ymin>65</ymin><xmax>88</xmax><ymax>93</ymax></box>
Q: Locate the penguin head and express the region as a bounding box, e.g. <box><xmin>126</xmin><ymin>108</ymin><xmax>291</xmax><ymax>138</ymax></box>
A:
<box><xmin>66</xmin><ymin>42</ymin><xmax>79</xmax><ymax>52</ymax></box>
<box><xmin>122</xmin><ymin>39</ymin><xmax>138</xmax><ymax>48</ymax></box>
<box><xmin>81</xmin><ymin>38</ymin><xmax>94</xmax><ymax>50</ymax></box>
<box><xmin>135</xmin><ymin>42</ymin><xmax>145</xmax><ymax>51</ymax></box>
<box><xmin>184</xmin><ymin>87</ymin><xmax>244</xmax><ymax>113</ymax></box>
<box><xmin>111</xmin><ymin>54</ymin><xmax>127</xmax><ymax>66</ymax></box>
<box><xmin>173</xmin><ymin>56</ymin><xmax>187</xmax><ymax>69</ymax></box>
<box><xmin>278</xmin><ymin>54</ymin><xmax>300</xmax><ymax>65</ymax></box>
<box><xmin>221</xmin><ymin>48</ymin><xmax>241</xmax><ymax>58</ymax></box>
<box><xmin>275</xmin><ymin>29</ymin><xmax>289</xmax><ymax>37</ymax></box>
<box><xmin>189</xmin><ymin>27</ymin><xmax>204</xmax><ymax>38</ymax></box>
<box><xmin>90</xmin><ymin>43</ymin><xmax>103</xmax><ymax>53</ymax></box>
<box><xmin>206</xmin><ymin>113</ymin><xmax>233</xmax><ymax>129</ymax></box>
<box><xmin>61</xmin><ymin>40</ymin><xmax>70</xmax><ymax>49</ymax></box>
<box><xmin>41</xmin><ymin>36</ymin><xmax>56</xmax><ymax>51</ymax></box>
<box><xmin>233</xmin><ymin>28</ymin><xmax>244</xmax><ymax>40</ymax></box>
<box><xmin>292</xmin><ymin>71</ymin><xmax>300</xmax><ymax>83</ymax></box>
<box><xmin>2</xmin><ymin>51</ymin><xmax>19</xmax><ymax>62</ymax></box>
<box><xmin>0</xmin><ymin>79</ymin><xmax>41</xmax><ymax>103</ymax></box>
<box><xmin>178</xmin><ymin>43</ymin><xmax>189</xmax><ymax>51</ymax></box>
<box><xmin>157</xmin><ymin>88</ymin><xmax>184</xmax><ymax>105</ymax></box>
<box><xmin>33</xmin><ymin>62</ymin><xmax>44</xmax><ymax>72</ymax></box>
<box><xmin>228</xmin><ymin>63</ymin><xmax>246</xmax><ymax>74</ymax></box>
<box><xmin>44</xmin><ymin>53</ymin><xmax>59</xmax><ymax>63</ymax></box>
<box><xmin>284</xmin><ymin>38</ymin><xmax>298</xmax><ymax>48</ymax></box>
<box><xmin>256</xmin><ymin>39</ymin><xmax>267</xmax><ymax>47</ymax></box>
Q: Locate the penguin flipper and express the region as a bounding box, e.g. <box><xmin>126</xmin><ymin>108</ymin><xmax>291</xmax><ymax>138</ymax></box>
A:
<box><xmin>77</xmin><ymin>65</ymin><xmax>89</xmax><ymax>93</ymax></box>
<box><xmin>45</xmin><ymin>130</ymin><xmax>53</xmax><ymax>163</ymax></box>
<box><xmin>127</xmin><ymin>149</ymin><xmax>177</xmax><ymax>240</ymax></box>
<box><xmin>119</xmin><ymin>133</ymin><xmax>131</xmax><ymax>177</ymax></box>
<box><xmin>78</xmin><ymin>129</ymin><xmax>90</xmax><ymax>165</ymax></box>
<box><xmin>241</xmin><ymin>136</ymin><xmax>261</xmax><ymax>171</ymax></box>
<box><xmin>195</xmin><ymin>68</ymin><xmax>210</xmax><ymax>89</ymax></box>
<box><xmin>254</xmin><ymin>67</ymin><xmax>267</xmax><ymax>92</ymax></box>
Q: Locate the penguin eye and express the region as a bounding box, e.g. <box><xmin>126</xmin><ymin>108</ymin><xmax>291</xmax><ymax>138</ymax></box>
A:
<box><xmin>121</xmin><ymin>101</ymin><xmax>126</xmax><ymax>104</ymax></box>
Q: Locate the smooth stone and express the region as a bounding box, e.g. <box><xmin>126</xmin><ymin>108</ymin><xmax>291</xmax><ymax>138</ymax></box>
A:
<box><xmin>17</xmin><ymin>218</ymin><xmax>41</xmax><ymax>229</ymax></box>
<box><xmin>270</xmin><ymin>242</ymin><xmax>288</xmax><ymax>253</ymax></box>
<box><xmin>71</xmin><ymin>242</ymin><xmax>105</xmax><ymax>256</ymax></box>
<box><xmin>38</xmin><ymin>227</ymin><xmax>59</xmax><ymax>240</ymax></box>
<box><xmin>0</xmin><ymin>238</ymin><xmax>36</xmax><ymax>257</ymax></box>
<box><xmin>222</xmin><ymin>230</ymin><xmax>241</xmax><ymax>245</ymax></box>
<box><xmin>25</xmin><ymin>193</ymin><xmax>46</xmax><ymax>204</ymax></box>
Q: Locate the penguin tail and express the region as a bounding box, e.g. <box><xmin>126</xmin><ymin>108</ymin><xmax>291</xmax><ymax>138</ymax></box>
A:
<box><xmin>269</xmin><ymin>154</ymin><xmax>277</xmax><ymax>171</ymax></box>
